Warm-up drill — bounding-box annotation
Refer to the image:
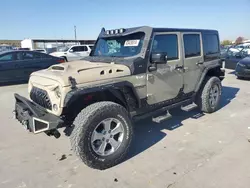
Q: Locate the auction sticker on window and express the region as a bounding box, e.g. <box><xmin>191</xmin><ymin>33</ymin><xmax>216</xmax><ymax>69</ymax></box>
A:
<box><xmin>124</xmin><ymin>40</ymin><xmax>140</xmax><ymax>47</ymax></box>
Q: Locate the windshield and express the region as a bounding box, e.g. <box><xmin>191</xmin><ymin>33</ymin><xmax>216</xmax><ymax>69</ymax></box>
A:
<box><xmin>92</xmin><ymin>32</ymin><xmax>145</xmax><ymax>57</ymax></box>
<box><xmin>57</xmin><ymin>46</ymin><xmax>69</xmax><ymax>52</ymax></box>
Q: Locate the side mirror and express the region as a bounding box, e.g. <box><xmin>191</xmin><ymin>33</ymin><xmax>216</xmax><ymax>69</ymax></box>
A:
<box><xmin>69</xmin><ymin>49</ymin><xmax>74</xmax><ymax>53</ymax></box>
<box><xmin>151</xmin><ymin>53</ymin><xmax>167</xmax><ymax>64</ymax></box>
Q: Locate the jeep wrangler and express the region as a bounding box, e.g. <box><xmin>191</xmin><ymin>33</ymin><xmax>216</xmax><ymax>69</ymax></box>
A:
<box><xmin>13</xmin><ymin>26</ymin><xmax>225</xmax><ymax>170</ymax></box>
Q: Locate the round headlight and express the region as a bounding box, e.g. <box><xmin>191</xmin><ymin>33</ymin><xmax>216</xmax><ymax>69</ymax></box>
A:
<box><xmin>54</xmin><ymin>87</ymin><xmax>61</xmax><ymax>98</ymax></box>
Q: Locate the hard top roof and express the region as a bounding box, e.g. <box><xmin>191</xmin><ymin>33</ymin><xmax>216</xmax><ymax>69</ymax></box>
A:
<box><xmin>152</xmin><ymin>27</ymin><xmax>218</xmax><ymax>33</ymax></box>
<box><xmin>122</xmin><ymin>26</ymin><xmax>218</xmax><ymax>33</ymax></box>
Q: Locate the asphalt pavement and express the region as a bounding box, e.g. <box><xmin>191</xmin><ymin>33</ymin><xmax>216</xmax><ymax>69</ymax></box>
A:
<box><xmin>0</xmin><ymin>69</ymin><xmax>250</xmax><ymax>188</ymax></box>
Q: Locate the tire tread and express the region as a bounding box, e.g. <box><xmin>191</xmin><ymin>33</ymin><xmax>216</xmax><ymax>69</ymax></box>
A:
<box><xmin>70</xmin><ymin>101</ymin><xmax>133</xmax><ymax>170</ymax></box>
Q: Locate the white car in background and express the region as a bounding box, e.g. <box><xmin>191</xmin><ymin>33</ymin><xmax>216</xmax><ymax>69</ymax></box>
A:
<box><xmin>33</xmin><ymin>49</ymin><xmax>47</xmax><ymax>53</ymax></box>
<box><xmin>50</xmin><ymin>44</ymin><xmax>93</xmax><ymax>62</ymax></box>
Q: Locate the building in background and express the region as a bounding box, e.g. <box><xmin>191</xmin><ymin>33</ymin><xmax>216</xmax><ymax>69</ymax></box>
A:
<box><xmin>21</xmin><ymin>39</ymin><xmax>96</xmax><ymax>53</ymax></box>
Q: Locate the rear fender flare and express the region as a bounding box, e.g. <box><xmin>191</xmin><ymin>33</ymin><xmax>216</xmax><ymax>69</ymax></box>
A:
<box><xmin>195</xmin><ymin>64</ymin><xmax>224</xmax><ymax>92</ymax></box>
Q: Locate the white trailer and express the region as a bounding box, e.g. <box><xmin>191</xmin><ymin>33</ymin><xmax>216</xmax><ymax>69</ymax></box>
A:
<box><xmin>21</xmin><ymin>39</ymin><xmax>34</xmax><ymax>50</ymax></box>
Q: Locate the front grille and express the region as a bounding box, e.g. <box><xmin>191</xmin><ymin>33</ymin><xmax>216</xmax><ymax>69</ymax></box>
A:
<box><xmin>30</xmin><ymin>87</ymin><xmax>52</xmax><ymax>110</ymax></box>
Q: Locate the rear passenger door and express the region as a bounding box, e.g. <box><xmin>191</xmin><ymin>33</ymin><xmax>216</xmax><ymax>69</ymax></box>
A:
<box><xmin>77</xmin><ymin>46</ymin><xmax>90</xmax><ymax>58</ymax></box>
<box><xmin>182</xmin><ymin>33</ymin><xmax>204</xmax><ymax>94</ymax></box>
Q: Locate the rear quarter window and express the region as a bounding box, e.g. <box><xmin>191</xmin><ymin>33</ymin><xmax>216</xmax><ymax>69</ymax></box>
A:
<box><xmin>203</xmin><ymin>34</ymin><xmax>220</xmax><ymax>55</ymax></box>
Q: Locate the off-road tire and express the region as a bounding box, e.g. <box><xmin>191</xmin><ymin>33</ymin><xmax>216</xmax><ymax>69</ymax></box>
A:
<box><xmin>195</xmin><ymin>76</ymin><xmax>222</xmax><ymax>113</ymax></box>
<box><xmin>70</xmin><ymin>101</ymin><xmax>133</xmax><ymax>170</ymax></box>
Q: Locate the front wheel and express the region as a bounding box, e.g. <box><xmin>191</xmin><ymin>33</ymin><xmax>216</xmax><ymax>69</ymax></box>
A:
<box><xmin>70</xmin><ymin>101</ymin><xmax>133</xmax><ymax>170</ymax></box>
<box><xmin>196</xmin><ymin>76</ymin><xmax>222</xmax><ymax>113</ymax></box>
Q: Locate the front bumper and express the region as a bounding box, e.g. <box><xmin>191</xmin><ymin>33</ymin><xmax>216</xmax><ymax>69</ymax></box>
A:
<box><xmin>235</xmin><ymin>65</ymin><xmax>250</xmax><ymax>77</ymax></box>
<box><xmin>13</xmin><ymin>93</ymin><xmax>64</xmax><ymax>134</ymax></box>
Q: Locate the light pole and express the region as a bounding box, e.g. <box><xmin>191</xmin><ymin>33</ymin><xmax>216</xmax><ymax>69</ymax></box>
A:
<box><xmin>74</xmin><ymin>25</ymin><xmax>77</xmax><ymax>44</ymax></box>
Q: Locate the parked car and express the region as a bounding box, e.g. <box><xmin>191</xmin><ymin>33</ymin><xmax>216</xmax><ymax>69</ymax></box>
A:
<box><xmin>0</xmin><ymin>50</ymin><xmax>64</xmax><ymax>83</ymax></box>
<box><xmin>220</xmin><ymin>45</ymin><xmax>232</xmax><ymax>57</ymax></box>
<box><xmin>50</xmin><ymin>44</ymin><xmax>93</xmax><ymax>62</ymax></box>
<box><xmin>234</xmin><ymin>42</ymin><xmax>250</xmax><ymax>50</ymax></box>
<box><xmin>33</xmin><ymin>49</ymin><xmax>47</xmax><ymax>53</ymax></box>
<box><xmin>235</xmin><ymin>56</ymin><xmax>250</xmax><ymax>79</ymax></box>
<box><xmin>0</xmin><ymin>45</ymin><xmax>15</xmax><ymax>52</ymax></box>
<box><xmin>223</xmin><ymin>46</ymin><xmax>250</xmax><ymax>69</ymax></box>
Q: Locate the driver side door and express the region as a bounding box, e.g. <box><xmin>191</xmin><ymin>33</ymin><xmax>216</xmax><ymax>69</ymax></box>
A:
<box><xmin>146</xmin><ymin>32</ymin><xmax>184</xmax><ymax>105</ymax></box>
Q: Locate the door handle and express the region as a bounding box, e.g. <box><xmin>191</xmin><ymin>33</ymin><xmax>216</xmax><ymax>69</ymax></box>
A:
<box><xmin>175</xmin><ymin>64</ymin><xmax>183</xmax><ymax>70</ymax></box>
<box><xmin>196</xmin><ymin>61</ymin><xmax>204</xmax><ymax>65</ymax></box>
<box><xmin>148</xmin><ymin>65</ymin><xmax>157</xmax><ymax>72</ymax></box>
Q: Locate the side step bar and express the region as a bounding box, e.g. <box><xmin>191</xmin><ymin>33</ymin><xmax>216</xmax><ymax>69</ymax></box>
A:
<box><xmin>133</xmin><ymin>98</ymin><xmax>194</xmax><ymax>122</ymax></box>
<box><xmin>152</xmin><ymin>111</ymin><xmax>172</xmax><ymax>123</ymax></box>
<box><xmin>181</xmin><ymin>102</ymin><xmax>198</xmax><ymax>112</ymax></box>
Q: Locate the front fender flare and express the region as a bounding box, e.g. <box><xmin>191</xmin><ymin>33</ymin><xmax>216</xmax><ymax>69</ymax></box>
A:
<box><xmin>63</xmin><ymin>81</ymin><xmax>141</xmax><ymax>108</ymax></box>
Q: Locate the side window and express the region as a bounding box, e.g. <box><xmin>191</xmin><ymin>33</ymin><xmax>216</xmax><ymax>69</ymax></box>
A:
<box><xmin>203</xmin><ymin>34</ymin><xmax>219</xmax><ymax>55</ymax></box>
<box><xmin>152</xmin><ymin>34</ymin><xmax>178</xmax><ymax>60</ymax></box>
<box><xmin>40</xmin><ymin>53</ymin><xmax>51</xmax><ymax>59</ymax></box>
<box><xmin>16</xmin><ymin>52</ymin><xmax>24</xmax><ymax>60</ymax></box>
<box><xmin>33</xmin><ymin>52</ymin><xmax>46</xmax><ymax>59</ymax></box>
<box><xmin>0</xmin><ymin>53</ymin><xmax>13</xmax><ymax>61</ymax></box>
<box><xmin>70</xmin><ymin>46</ymin><xmax>78</xmax><ymax>52</ymax></box>
<box><xmin>23</xmin><ymin>52</ymin><xmax>34</xmax><ymax>60</ymax></box>
<box><xmin>78</xmin><ymin>46</ymin><xmax>88</xmax><ymax>51</ymax></box>
<box><xmin>183</xmin><ymin>34</ymin><xmax>201</xmax><ymax>58</ymax></box>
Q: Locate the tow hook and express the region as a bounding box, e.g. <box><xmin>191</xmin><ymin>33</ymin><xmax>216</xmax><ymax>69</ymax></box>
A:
<box><xmin>21</xmin><ymin>120</ymin><xmax>29</xmax><ymax>131</ymax></box>
<box><xmin>12</xmin><ymin>110</ymin><xmax>17</xmax><ymax>119</ymax></box>
<box><xmin>45</xmin><ymin>129</ymin><xmax>61</xmax><ymax>139</ymax></box>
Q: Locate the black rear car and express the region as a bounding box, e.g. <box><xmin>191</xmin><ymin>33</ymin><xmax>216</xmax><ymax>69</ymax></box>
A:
<box><xmin>223</xmin><ymin>45</ymin><xmax>250</xmax><ymax>69</ymax></box>
<box><xmin>0</xmin><ymin>50</ymin><xmax>64</xmax><ymax>83</ymax></box>
<box><xmin>235</xmin><ymin>57</ymin><xmax>250</xmax><ymax>79</ymax></box>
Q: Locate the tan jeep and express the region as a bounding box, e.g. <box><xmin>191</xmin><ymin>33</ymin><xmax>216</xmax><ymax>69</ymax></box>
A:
<box><xmin>13</xmin><ymin>26</ymin><xmax>225</xmax><ymax>170</ymax></box>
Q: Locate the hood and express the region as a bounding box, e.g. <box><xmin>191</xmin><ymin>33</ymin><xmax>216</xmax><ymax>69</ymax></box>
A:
<box><xmin>30</xmin><ymin>60</ymin><xmax>131</xmax><ymax>87</ymax></box>
<box><xmin>239</xmin><ymin>57</ymin><xmax>250</xmax><ymax>65</ymax></box>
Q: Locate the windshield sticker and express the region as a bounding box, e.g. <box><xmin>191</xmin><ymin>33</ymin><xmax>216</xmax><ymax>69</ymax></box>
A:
<box><xmin>124</xmin><ymin>40</ymin><xmax>140</xmax><ymax>47</ymax></box>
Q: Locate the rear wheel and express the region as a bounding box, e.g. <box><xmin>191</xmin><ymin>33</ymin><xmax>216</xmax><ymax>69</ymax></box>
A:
<box><xmin>195</xmin><ymin>76</ymin><xmax>222</xmax><ymax>113</ymax></box>
<box><xmin>70</xmin><ymin>101</ymin><xmax>133</xmax><ymax>170</ymax></box>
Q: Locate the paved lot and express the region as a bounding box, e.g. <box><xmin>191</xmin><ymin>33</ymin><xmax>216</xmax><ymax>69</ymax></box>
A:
<box><xmin>1</xmin><ymin>70</ymin><xmax>250</xmax><ymax>188</ymax></box>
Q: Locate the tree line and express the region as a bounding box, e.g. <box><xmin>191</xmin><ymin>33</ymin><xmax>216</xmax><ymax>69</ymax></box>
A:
<box><xmin>221</xmin><ymin>37</ymin><xmax>246</xmax><ymax>46</ymax></box>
